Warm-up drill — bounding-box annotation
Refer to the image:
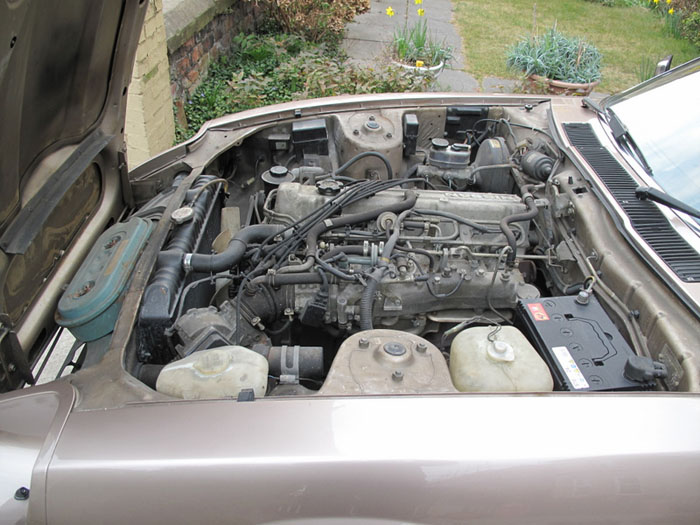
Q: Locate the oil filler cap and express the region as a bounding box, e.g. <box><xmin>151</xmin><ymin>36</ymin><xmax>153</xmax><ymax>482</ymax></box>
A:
<box><xmin>316</xmin><ymin>179</ymin><xmax>344</xmax><ymax>196</ymax></box>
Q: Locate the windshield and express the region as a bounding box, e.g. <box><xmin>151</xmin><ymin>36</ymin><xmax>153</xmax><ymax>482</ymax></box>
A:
<box><xmin>606</xmin><ymin>61</ymin><xmax>700</xmax><ymax>221</ymax></box>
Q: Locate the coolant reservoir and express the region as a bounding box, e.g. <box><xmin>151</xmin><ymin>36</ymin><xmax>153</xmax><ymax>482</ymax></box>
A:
<box><xmin>156</xmin><ymin>346</ymin><xmax>268</xmax><ymax>399</ymax></box>
<box><xmin>450</xmin><ymin>326</ymin><xmax>553</xmax><ymax>392</ymax></box>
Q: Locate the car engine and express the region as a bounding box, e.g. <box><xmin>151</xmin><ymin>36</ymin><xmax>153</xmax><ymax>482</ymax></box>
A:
<box><xmin>57</xmin><ymin>104</ymin><xmax>679</xmax><ymax>397</ymax></box>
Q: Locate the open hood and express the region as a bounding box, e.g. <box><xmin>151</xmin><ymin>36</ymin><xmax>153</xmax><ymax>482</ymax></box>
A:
<box><xmin>0</xmin><ymin>0</ymin><xmax>147</xmax><ymax>391</ymax></box>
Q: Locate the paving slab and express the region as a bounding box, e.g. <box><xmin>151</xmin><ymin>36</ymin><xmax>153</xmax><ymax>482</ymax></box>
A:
<box><xmin>343</xmin><ymin>0</ymin><xmax>479</xmax><ymax>91</ymax></box>
<box><xmin>481</xmin><ymin>76</ymin><xmax>520</xmax><ymax>94</ymax></box>
<box><xmin>436</xmin><ymin>68</ymin><xmax>480</xmax><ymax>92</ymax></box>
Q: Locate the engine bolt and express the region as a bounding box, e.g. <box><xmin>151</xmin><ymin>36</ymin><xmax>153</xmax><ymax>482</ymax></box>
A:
<box><xmin>353</xmin><ymin>129</ymin><xmax>360</xmax><ymax>135</ymax></box>
<box><xmin>14</xmin><ymin>487</ymin><xmax>29</xmax><ymax>501</ymax></box>
<box><xmin>358</xmin><ymin>337</ymin><xmax>369</xmax><ymax>348</ymax></box>
<box><xmin>392</xmin><ymin>370</ymin><xmax>404</xmax><ymax>382</ymax></box>
<box><xmin>416</xmin><ymin>342</ymin><xmax>427</xmax><ymax>353</ymax></box>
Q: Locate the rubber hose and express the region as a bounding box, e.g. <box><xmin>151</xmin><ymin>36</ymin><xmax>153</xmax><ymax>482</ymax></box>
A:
<box><xmin>187</xmin><ymin>224</ymin><xmax>285</xmax><ymax>273</ymax></box>
<box><xmin>500</xmin><ymin>193</ymin><xmax>538</xmax><ymax>267</ymax></box>
<box><xmin>382</xmin><ymin>209</ymin><xmax>412</xmax><ymax>260</ymax></box>
<box><xmin>250</xmin><ymin>272</ymin><xmax>324</xmax><ymax>287</ymax></box>
<box><xmin>137</xmin><ymin>364</ymin><xmax>165</xmax><ymax>390</ymax></box>
<box><xmin>335</xmin><ymin>151</ymin><xmax>394</xmax><ymax>180</ymax></box>
<box><xmin>360</xmin><ymin>267</ymin><xmax>385</xmax><ymax>331</ymax></box>
<box><xmin>401</xmin><ymin>164</ymin><xmax>419</xmax><ymax>179</ymax></box>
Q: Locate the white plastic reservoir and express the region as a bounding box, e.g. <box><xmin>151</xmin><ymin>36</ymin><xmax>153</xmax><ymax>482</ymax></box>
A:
<box><xmin>450</xmin><ymin>326</ymin><xmax>553</xmax><ymax>392</ymax></box>
<box><xmin>156</xmin><ymin>346</ymin><xmax>268</xmax><ymax>399</ymax></box>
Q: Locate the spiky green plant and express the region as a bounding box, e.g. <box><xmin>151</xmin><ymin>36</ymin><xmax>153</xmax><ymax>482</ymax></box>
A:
<box><xmin>392</xmin><ymin>18</ymin><xmax>453</xmax><ymax>66</ymax></box>
<box><xmin>506</xmin><ymin>26</ymin><xmax>602</xmax><ymax>83</ymax></box>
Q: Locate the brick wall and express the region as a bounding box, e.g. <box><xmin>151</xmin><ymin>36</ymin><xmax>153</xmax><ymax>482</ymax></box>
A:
<box><xmin>165</xmin><ymin>0</ymin><xmax>262</xmax><ymax>105</ymax></box>
<box><xmin>125</xmin><ymin>0</ymin><xmax>176</xmax><ymax>169</ymax></box>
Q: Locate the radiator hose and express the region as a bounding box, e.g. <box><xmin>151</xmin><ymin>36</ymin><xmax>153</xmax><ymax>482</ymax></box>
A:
<box><xmin>184</xmin><ymin>224</ymin><xmax>285</xmax><ymax>273</ymax></box>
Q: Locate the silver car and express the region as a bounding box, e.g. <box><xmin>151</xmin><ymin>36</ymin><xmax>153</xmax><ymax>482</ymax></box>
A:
<box><xmin>2</xmin><ymin>1</ymin><xmax>699</xmax><ymax>523</ymax></box>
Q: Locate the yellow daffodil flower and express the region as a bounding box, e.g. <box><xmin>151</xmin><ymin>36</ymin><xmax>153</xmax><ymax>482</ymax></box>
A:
<box><xmin>386</xmin><ymin>6</ymin><xmax>395</xmax><ymax>17</ymax></box>
<box><xmin>669</xmin><ymin>7</ymin><xmax>675</xmax><ymax>13</ymax></box>
<box><xmin>414</xmin><ymin>0</ymin><xmax>423</xmax><ymax>4</ymax></box>
<box><xmin>653</xmin><ymin>0</ymin><xmax>659</xmax><ymax>4</ymax></box>
<box><xmin>666</xmin><ymin>0</ymin><xmax>671</xmax><ymax>4</ymax></box>
<box><xmin>416</xmin><ymin>60</ymin><xmax>425</xmax><ymax>67</ymax></box>
<box><xmin>417</xmin><ymin>8</ymin><xmax>425</xmax><ymax>16</ymax></box>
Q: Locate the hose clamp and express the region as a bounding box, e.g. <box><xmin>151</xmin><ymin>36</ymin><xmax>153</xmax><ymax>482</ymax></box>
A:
<box><xmin>182</xmin><ymin>253</ymin><xmax>193</xmax><ymax>272</ymax></box>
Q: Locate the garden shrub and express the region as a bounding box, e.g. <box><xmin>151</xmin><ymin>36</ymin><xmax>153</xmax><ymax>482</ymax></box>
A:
<box><xmin>247</xmin><ymin>0</ymin><xmax>370</xmax><ymax>44</ymax></box>
<box><xmin>176</xmin><ymin>34</ymin><xmax>430</xmax><ymax>142</ymax></box>
<box><xmin>648</xmin><ymin>0</ymin><xmax>700</xmax><ymax>47</ymax></box>
<box><xmin>681</xmin><ymin>10</ymin><xmax>700</xmax><ymax>46</ymax></box>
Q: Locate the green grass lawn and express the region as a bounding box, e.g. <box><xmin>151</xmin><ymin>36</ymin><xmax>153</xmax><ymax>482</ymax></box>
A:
<box><xmin>452</xmin><ymin>0</ymin><xmax>699</xmax><ymax>93</ymax></box>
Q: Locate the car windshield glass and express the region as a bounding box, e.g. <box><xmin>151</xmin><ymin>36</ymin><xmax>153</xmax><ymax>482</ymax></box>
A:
<box><xmin>607</xmin><ymin>66</ymin><xmax>700</xmax><ymax>223</ymax></box>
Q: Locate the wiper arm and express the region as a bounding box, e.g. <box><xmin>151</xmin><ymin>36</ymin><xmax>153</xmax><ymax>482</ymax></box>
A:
<box><xmin>605</xmin><ymin>107</ymin><xmax>654</xmax><ymax>176</ymax></box>
<box><xmin>635</xmin><ymin>186</ymin><xmax>700</xmax><ymax>220</ymax></box>
<box><xmin>582</xmin><ymin>96</ymin><xmax>604</xmax><ymax>115</ymax></box>
<box><xmin>582</xmin><ymin>99</ymin><xmax>654</xmax><ymax>175</ymax></box>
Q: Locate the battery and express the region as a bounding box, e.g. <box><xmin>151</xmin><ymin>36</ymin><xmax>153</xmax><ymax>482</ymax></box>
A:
<box><xmin>517</xmin><ymin>295</ymin><xmax>654</xmax><ymax>391</ymax></box>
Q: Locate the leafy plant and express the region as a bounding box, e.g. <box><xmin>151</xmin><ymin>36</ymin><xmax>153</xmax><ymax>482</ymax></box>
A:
<box><xmin>391</xmin><ymin>17</ymin><xmax>453</xmax><ymax>66</ymax></box>
<box><xmin>506</xmin><ymin>26</ymin><xmax>603</xmax><ymax>83</ymax></box>
<box><xmin>246</xmin><ymin>0</ymin><xmax>369</xmax><ymax>44</ymax></box>
<box><xmin>175</xmin><ymin>34</ymin><xmax>430</xmax><ymax>143</ymax></box>
<box><xmin>681</xmin><ymin>10</ymin><xmax>700</xmax><ymax>46</ymax></box>
<box><xmin>648</xmin><ymin>0</ymin><xmax>700</xmax><ymax>47</ymax></box>
<box><xmin>665</xmin><ymin>8</ymin><xmax>684</xmax><ymax>37</ymax></box>
<box><xmin>385</xmin><ymin>1</ymin><xmax>453</xmax><ymax>67</ymax></box>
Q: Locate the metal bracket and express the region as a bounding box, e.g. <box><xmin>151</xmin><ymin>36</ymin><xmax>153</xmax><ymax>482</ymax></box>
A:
<box><xmin>279</xmin><ymin>345</ymin><xmax>301</xmax><ymax>384</ymax></box>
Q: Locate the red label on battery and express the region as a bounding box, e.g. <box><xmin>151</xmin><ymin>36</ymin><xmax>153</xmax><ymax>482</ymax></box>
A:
<box><xmin>527</xmin><ymin>302</ymin><xmax>550</xmax><ymax>321</ymax></box>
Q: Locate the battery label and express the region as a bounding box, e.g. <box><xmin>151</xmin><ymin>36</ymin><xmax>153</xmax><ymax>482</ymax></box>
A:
<box><xmin>552</xmin><ymin>346</ymin><xmax>590</xmax><ymax>390</ymax></box>
<box><xmin>527</xmin><ymin>302</ymin><xmax>550</xmax><ymax>321</ymax></box>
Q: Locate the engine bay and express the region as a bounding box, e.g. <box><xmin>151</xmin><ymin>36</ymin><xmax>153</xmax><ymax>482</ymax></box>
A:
<box><xmin>56</xmin><ymin>103</ymin><xmax>681</xmax><ymax>397</ymax></box>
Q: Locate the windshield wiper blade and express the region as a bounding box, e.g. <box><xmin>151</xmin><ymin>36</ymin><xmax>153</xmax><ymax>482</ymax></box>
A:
<box><xmin>635</xmin><ymin>186</ymin><xmax>700</xmax><ymax>220</ymax></box>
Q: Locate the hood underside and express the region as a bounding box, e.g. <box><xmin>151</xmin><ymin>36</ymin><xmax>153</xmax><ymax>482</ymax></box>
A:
<box><xmin>0</xmin><ymin>0</ymin><xmax>146</xmax><ymax>391</ymax></box>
